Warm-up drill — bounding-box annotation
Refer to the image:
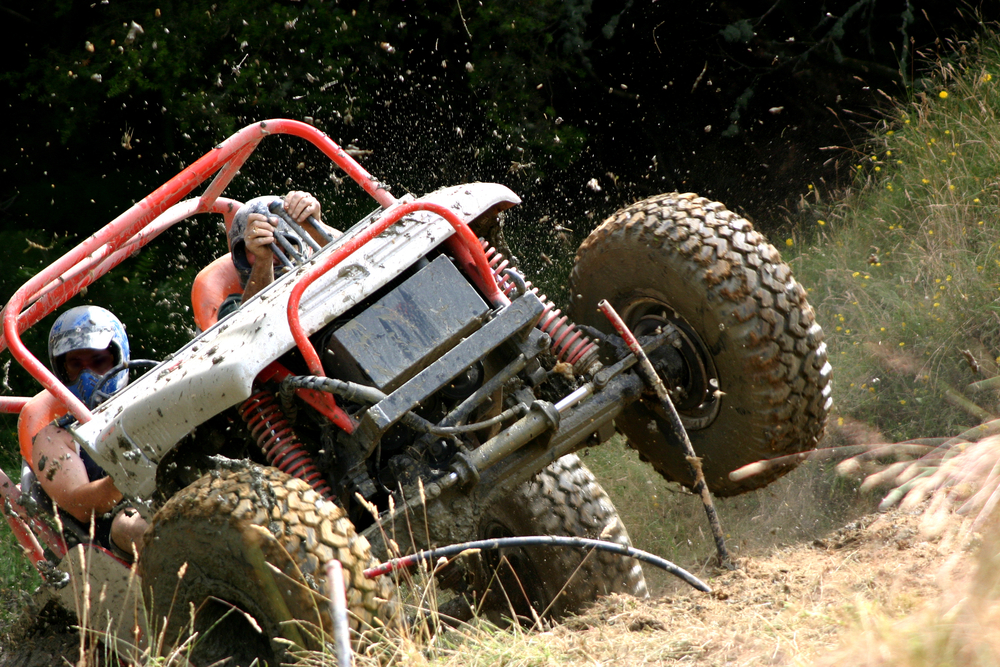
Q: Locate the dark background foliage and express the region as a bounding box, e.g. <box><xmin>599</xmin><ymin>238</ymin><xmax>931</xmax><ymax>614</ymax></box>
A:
<box><xmin>0</xmin><ymin>0</ymin><xmax>994</xmax><ymax>452</ymax></box>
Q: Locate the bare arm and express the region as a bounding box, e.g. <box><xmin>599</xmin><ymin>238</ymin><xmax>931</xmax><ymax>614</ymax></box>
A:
<box><xmin>241</xmin><ymin>191</ymin><xmax>328</xmax><ymax>302</ymax></box>
<box><xmin>241</xmin><ymin>225</ymin><xmax>276</xmax><ymax>302</ymax></box>
<box><xmin>32</xmin><ymin>424</ymin><xmax>122</xmax><ymax>524</ymax></box>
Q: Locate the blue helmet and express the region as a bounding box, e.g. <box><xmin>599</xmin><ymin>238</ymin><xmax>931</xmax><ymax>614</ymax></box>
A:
<box><xmin>48</xmin><ymin>306</ymin><xmax>130</xmax><ymax>407</ymax></box>
<box><xmin>228</xmin><ymin>196</ymin><xmax>309</xmax><ymax>288</ymax></box>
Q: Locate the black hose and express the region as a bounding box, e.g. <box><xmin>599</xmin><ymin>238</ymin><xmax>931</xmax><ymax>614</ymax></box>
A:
<box><xmin>402</xmin><ymin>404</ymin><xmax>528</xmax><ymax>435</ymax></box>
<box><xmin>364</xmin><ymin>535</ymin><xmax>711</xmax><ymax>593</ymax></box>
<box><xmin>282</xmin><ymin>375</ymin><xmax>384</xmax><ymax>405</ymax></box>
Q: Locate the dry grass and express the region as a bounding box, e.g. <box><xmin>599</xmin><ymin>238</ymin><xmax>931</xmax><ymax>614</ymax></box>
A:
<box><xmin>345</xmin><ymin>508</ymin><xmax>959</xmax><ymax>667</ymax></box>
<box><xmin>815</xmin><ymin>436</ymin><xmax>1000</xmax><ymax>667</ymax></box>
<box><xmin>338</xmin><ymin>434</ymin><xmax>1000</xmax><ymax>667</ymax></box>
<box><xmin>584</xmin><ymin>436</ymin><xmax>873</xmax><ymax>595</ymax></box>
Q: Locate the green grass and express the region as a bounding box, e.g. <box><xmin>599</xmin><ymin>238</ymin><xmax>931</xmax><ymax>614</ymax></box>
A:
<box><xmin>786</xmin><ymin>32</ymin><xmax>1000</xmax><ymax>443</ymax></box>
<box><xmin>0</xmin><ymin>458</ymin><xmax>41</xmax><ymax>627</ymax></box>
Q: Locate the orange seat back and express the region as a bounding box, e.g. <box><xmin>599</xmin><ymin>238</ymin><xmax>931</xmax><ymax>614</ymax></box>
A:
<box><xmin>18</xmin><ymin>391</ymin><xmax>68</xmax><ymax>462</ymax></box>
<box><xmin>192</xmin><ymin>254</ymin><xmax>243</xmax><ymax>331</ymax></box>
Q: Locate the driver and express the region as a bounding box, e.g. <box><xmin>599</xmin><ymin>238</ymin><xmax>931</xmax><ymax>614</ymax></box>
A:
<box><xmin>231</xmin><ymin>190</ymin><xmax>333</xmax><ymax>303</ymax></box>
<box><xmin>193</xmin><ymin>191</ymin><xmax>338</xmax><ymax>329</ymax></box>
<box><xmin>17</xmin><ymin>306</ymin><xmax>148</xmax><ymax>560</ymax></box>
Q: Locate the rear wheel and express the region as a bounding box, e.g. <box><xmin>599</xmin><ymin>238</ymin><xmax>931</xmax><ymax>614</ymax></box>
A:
<box><xmin>139</xmin><ymin>465</ymin><xmax>391</xmax><ymax>666</ymax></box>
<box><xmin>472</xmin><ymin>454</ymin><xmax>646</xmax><ymax>622</ymax></box>
<box><xmin>570</xmin><ymin>193</ymin><xmax>832</xmax><ymax>496</ymax></box>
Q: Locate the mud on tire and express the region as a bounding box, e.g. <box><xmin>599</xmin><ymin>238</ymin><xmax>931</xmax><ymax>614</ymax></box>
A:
<box><xmin>139</xmin><ymin>465</ymin><xmax>391</xmax><ymax>666</ymax></box>
<box><xmin>570</xmin><ymin>193</ymin><xmax>832</xmax><ymax>496</ymax></box>
<box><xmin>474</xmin><ymin>454</ymin><xmax>646</xmax><ymax>622</ymax></box>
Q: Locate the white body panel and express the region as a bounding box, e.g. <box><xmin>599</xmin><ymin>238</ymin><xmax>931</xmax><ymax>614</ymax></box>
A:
<box><xmin>71</xmin><ymin>183</ymin><xmax>520</xmax><ymax>500</ymax></box>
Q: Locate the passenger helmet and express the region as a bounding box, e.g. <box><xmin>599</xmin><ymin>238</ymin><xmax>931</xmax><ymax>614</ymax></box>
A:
<box><xmin>48</xmin><ymin>306</ymin><xmax>130</xmax><ymax>407</ymax></box>
<box><xmin>228</xmin><ymin>196</ymin><xmax>309</xmax><ymax>288</ymax></box>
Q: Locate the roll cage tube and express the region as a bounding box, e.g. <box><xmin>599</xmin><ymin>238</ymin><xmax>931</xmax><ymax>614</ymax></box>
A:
<box><xmin>1</xmin><ymin>119</ymin><xmax>397</xmax><ymax>421</ymax></box>
<box><xmin>0</xmin><ymin>197</ymin><xmax>238</xmax><ymax>416</ymax></box>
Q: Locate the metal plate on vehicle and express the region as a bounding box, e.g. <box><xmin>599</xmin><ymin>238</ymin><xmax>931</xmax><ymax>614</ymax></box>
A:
<box><xmin>324</xmin><ymin>255</ymin><xmax>489</xmax><ymax>392</ymax></box>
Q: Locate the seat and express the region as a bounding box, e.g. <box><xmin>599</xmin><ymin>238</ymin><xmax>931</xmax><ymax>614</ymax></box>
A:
<box><xmin>191</xmin><ymin>254</ymin><xmax>243</xmax><ymax>331</ymax></box>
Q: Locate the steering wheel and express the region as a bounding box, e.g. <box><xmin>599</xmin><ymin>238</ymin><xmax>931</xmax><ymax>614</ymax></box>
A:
<box><xmin>89</xmin><ymin>359</ymin><xmax>159</xmax><ymax>409</ymax></box>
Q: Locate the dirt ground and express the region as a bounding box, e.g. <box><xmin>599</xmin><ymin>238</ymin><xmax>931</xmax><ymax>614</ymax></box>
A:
<box><xmin>504</xmin><ymin>506</ymin><xmax>990</xmax><ymax>667</ymax></box>
<box><xmin>0</xmin><ymin>503</ymin><xmax>988</xmax><ymax>667</ymax></box>
<box><xmin>0</xmin><ymin>600</ymin><xmax>87</xmax><ymax>667</ymax></box>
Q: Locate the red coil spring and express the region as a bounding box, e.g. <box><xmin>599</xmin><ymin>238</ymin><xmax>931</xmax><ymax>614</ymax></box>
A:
<box><xmin>480</xmin><ymin>240</ymin><xmax>599</xmax><ymax>371</ymax></box>
<box><xmin>238</xmin><ymin>389</ymin><xmax>333</xmax><ymax>498</ymax></box>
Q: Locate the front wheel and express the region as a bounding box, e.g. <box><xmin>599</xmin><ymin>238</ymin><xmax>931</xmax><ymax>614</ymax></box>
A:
<box><xmin>139</xmin><ymin>465</ymin><xmax>391</xmax><ymax>667</ymax></box>
<box><xmin>570</xmin><ymin>193</ymin><xmax>832</xmax><ymax>496</ymax></box>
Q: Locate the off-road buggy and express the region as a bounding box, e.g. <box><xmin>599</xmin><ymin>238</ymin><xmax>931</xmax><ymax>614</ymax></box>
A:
<box><xmin>0</xmin><ymin>119</ymin><xmax>831</xmax><ymax>664</ymax></box>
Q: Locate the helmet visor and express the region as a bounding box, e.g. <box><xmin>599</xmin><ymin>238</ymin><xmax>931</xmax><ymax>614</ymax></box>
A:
<box><xmin>51</xmin><ymin>327</ymin><xmax>115</xmax><ymax>360</ymax></box>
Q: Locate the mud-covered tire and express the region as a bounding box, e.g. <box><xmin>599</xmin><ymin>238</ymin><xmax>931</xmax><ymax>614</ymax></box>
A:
<box><xmin>139</xmin><ymin>465</ymin><xmax>391</xmax><ymax>666</ymax></box>
<box><xmin>570</xmin><ymin>193</ymin><xmax>832</xmax><ymax>496</ymax></box>
<box><xmin>473</xmin><ymin>454</ymin><xmax>646</xmax><ymax>622</ymax></box>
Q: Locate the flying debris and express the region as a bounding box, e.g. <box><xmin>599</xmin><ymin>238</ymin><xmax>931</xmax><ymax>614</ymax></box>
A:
<box><xmin>508</xmin><ymin>161</ymin><xmax>535</xmax><ymax>174</ymax></box>
<box><xmin>125</xmin><ymin>21</ymin><xmax>144</xmax><ymax>44</ymax></box>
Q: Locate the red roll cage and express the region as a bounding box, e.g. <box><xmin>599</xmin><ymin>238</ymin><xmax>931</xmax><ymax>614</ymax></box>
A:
<box><xmin>0</xmin><ymin>119</ymin><xmax>505</xmax><ymax>424</ymax></box>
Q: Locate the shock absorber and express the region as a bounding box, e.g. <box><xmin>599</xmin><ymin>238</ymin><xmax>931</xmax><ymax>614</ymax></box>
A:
<box><xmin>480</xmin><ymin>240</ymin><xmax>600</xmax><ymax>374</ymax></box>
<box><xmin>238</xmin><ymin>388</ymin><xmax>333</xmax><ymax>499</ymax></box>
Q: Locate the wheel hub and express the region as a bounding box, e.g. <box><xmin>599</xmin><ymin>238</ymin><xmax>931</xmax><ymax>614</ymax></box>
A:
<box><xmin>625</xmin><ymin>299</ymin><xmax>722</xmax><ymax>430</ymax></box>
